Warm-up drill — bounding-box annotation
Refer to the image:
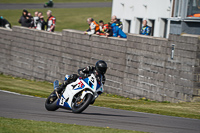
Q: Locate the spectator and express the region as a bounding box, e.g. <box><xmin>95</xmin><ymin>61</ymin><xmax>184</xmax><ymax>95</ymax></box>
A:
<box><xmin>46</xmin><ymin>10</ymin><xmax>56</xmax><ymax>32</ymax></box>
<box><xmin>96</xmin><ymin>22</ymin><xmax>113</xmax><ymax>37</ymax></box>
<box><xmin>111</xmin><ymin>15</ymin><xmax>123</xmax><ymax>30</ymax></box>
<box><xmin>0</xmin><ymin>16</ymin><xmax>11</xmax><ymax>29</ymax></box>
<box><xmin>84</xmin><ymin>18</ymin><xmax>100</xmax><ymax>35</ymax></box>
<box><xmin>34</xmin><ymin>11</ymin><xmax>38</xmax><ymax>17</ymax></box>
<box><xmin>98</xmin><ymin>20</ymin><xmax>109</xmax><ymax>33</ymax></box>
<box><xmin>140</xmin><ymin>20</ymin><xmax>151</xmax><ymax>35</ymax></box>
<box><xmin>18</xmin><ymin>9</ymin><xmax>32</xmax><ymax>28</ymax></box>
<box><xmin>33</xmin><ymin>11</ymin><xmax>39</xmax><ymax>28</ymax></box>
<box><xmin>28</xmin><ymin>12</ymin><xmax>34</xmax><ymax>28</ymax></box>
<box><xmin>111</xmin><ymin>22</ymin><xmax>127</xmax><ymax>38</ymax></box>
<box><xmin>36</xmin><ymin>12</ymin><xmax>45</xmax><ymax>30</ymax></box>
<box><xmin>105</xmin><ymin>23</ymin><xmax>113</xmax><ymax>37</ymax></box>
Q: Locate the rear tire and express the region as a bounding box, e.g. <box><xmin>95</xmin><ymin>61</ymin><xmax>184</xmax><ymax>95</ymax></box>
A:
<box><xmin>45</xmin><ymin>91</ymin><xmax>59</xmax><ymax>111</ymax></box>
<box><xmin>72</xmin><ymin>93</ymin><xmax>93</xmax><ymax>113</ymax></box>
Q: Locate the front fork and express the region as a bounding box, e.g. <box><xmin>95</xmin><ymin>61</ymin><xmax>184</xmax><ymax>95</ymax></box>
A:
<box><xmin>80</xmin><ymin>90</ymin><xmax>93</xmax><ymax>100</ymax></box>
<box><xmin>55</xmin><ymin>91</ymin><xmax>60</xmax><ymax>98</ymax></box>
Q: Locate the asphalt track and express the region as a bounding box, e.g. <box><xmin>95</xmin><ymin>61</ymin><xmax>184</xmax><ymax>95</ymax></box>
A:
<box><xmin>0</xmin><ymin>90</ymin><xmax>200</xmax><ymax>133</ymax></box>
<box><xmin>0</xmin><ymin>2</ymin><xmax>112</xmax><ymax>10</ymax></box>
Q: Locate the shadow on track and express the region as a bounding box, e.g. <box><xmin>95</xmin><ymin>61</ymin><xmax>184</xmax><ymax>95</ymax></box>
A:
<box><xmin>56</xmin><ymin>110</ymin><xmax>147</xmax><ymax>118</ymax></box>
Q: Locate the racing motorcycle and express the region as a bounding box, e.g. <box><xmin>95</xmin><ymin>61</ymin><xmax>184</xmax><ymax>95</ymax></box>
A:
<box><xmin>44</xmin><ymin>0</ymin><xmax>53</xmax><ymax>8</ymax></box>
<box><xmin>45</xmin><ymin>73</ymin><xmax>104</xmax><ymax>113</ymax></box>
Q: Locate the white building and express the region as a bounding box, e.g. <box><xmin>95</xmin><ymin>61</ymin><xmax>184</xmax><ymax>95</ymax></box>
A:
<box><xmin>112</xmin><ymin>0</ymin><xmax>200</xmax><ymax>38</ymax></box>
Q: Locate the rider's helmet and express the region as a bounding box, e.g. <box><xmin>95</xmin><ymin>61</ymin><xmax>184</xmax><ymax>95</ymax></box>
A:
<box><xmin>95</xmin><ymin>60</ymin><xmax>107</xmax><ymax>74</ymax></box>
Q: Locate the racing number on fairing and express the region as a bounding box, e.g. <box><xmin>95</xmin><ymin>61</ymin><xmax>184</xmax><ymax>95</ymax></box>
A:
<box><xmin>60</xmin><ymin>97</ymin><xmax>64</xmax><ymax>106</ymax></box>
<box><xmin>91</xmin><ymin>77</ymin><xmax>94</xmax><ymax>83</ymax></box>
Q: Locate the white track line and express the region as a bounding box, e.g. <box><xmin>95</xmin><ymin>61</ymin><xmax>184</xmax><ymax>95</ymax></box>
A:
<box><xmin>0</xmin><ymin>90</ymin><xmax>44</xmax><ymax>99</ymax></box>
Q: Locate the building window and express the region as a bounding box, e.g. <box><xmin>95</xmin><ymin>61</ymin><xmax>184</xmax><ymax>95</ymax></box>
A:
<box><xmin>136</xmin><ymin>18</ymin><xmax>143</xmax><ymax>34</ymax></box>
<box><xmin>173</xmin><ymin>0</ymin><xmax>182</xmax><ymax>17</ymax></box>
<box><xmin>124</xmin><ymin>20</ymin><xmax>131</xmax><ymax>33</ymax></box>
<box><xmin>148</xmin><ymin>19</ymin><xmax>155</xmax><ymax>36</ymax></box>
<box><xmin>187</xmin><ymin>0</ymin><xmax>200</xmax><ymax>17</ymax></box>
<box><xmin>160</xmin><ymin>18</ymin><xmax>168</xmax><ymax>38</ymax></box>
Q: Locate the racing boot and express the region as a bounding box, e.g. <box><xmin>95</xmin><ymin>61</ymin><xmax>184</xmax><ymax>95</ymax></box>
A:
<box><xmin>55</xmin><ymin>74</ymin><xmax>78</xmax><ymax>93</ymax></box>
<box><xmin>55</xmin><ymin>80</ymin><xmax>69</xmax><ymax>94</ymax></box>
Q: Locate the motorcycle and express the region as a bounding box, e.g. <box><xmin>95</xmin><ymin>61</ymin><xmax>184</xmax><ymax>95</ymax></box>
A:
<box><xmin>45</xmin><ymin>73</ymin><xmax>104</xmax><ymax>113</ymax></box>
<box><xmin>44</xmin><ymin>0</ymin><xmax>53</xmax><ymax>8</ymax></box>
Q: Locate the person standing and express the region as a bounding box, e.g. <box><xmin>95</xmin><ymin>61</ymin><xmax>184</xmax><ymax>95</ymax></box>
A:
<box><xmin>46</xmin><ymin>10</ymin><xmax>56</xmax><ymax>32</ymax></box>
<box><xmin>105</xmin><ymin>23</ymin><xmax>113</xmax><ymax>37</ymax></box>
<box><xmin>0</xmin><ymin>16</ymin><xmax>11</xmax><ymax>29</ymax></box>
<box><xmin>84</xmin><ymin>18</ymin><xmax>100</xmax><ymax>35</ymax></box>
<box><xmin>33</xmin><ymin>11</ymin><xmax>39</xmax><ymax>29</ymax></box>
<box><xmin>98</xmin><ymin>20</ymin><xmax>108</xmax><ymax>32</ymax></box>
<box><xmin>111</xmin><ymin>23</ymin><xmax>127</xmax><ymax>38</ymax></box>
<box><xmin>97</xmin><ymin>20</ymin><xmax>109</xmax><ymax>34</ymax></box>
<box><xmin>140</xmin><ymin>20</ymin><xmax>151</xmax><ymax>35</ymax></box>
<box><xmin>28</xmin><ymin>12</ymin><xmax>34</xmax><ymax>28</ymax></box>
<box><xmin>18</xmin><ymin>9</ymin><xmax>32</xmax><ymax>28</ymax></box>
<box><xmin>111</xmin><ymin>15</ymin><xmax>123</xmax><ymax>30</ymax></box>
<box><xmin>35</xmin><ymin>12</ymin><xmax>45</xmax><ymax>30</ymax></box>
<box><xmin>96</xmin><ymin>21</ymin><xmax>112</xmax><ymax>37</ymax></box>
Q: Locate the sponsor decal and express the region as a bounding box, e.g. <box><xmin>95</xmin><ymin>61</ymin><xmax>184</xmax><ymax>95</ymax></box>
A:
<box><xmin>71</xmin><ymin>84</ymin><xmax>78</xmax><ymax>89</ymax></box>
<box><xmin>78</xmin><ymin>81</ymin><xmax>85</xmax><ymax>88</ymax></box>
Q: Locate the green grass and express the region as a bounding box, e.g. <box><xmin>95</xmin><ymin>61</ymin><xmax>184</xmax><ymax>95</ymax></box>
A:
<box><xmin>0</xmin><ymin>74</ymin><xmax>200</xmax><ymax>119</ymax></box>
<box><xmin>95</xmin><ymin>93</ymin><xmax>200</xmax><ymax>119</ymax></box>
<box><xmin>0</xmin><ymin>117</ymin><xmax>144</xmax><ymax>133</ymax></box>
<box><xmin>0</xmin><ymin>0</ymin><xmax>112</xmax><ymax>4</ymax></box>
<box><xmin>0</xmin><ymin>74</ymin><xmax>52</xmax><ymax>98</ymax></box>
<box><xmin>0</xmin><ymin>7</ymin><xmax>112</xmax><ymax>32</ymax></box>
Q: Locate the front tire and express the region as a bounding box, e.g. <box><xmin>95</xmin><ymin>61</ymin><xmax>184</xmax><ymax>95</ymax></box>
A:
<box><xmin>72</xmin><ymin>93</ymin><xmax>93</xmax><ymax>113</ymax></box>
<box><xmin>45</xmin><ymin>91</ymin><xmax>59</xmax><ymax>111</ymax></box>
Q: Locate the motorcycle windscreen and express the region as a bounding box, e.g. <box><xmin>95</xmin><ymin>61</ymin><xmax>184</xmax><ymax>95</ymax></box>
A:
<box><xmin>83</xmin><ymin>76</ymin><xmax>101</xmax><ymax>90</ymax></box>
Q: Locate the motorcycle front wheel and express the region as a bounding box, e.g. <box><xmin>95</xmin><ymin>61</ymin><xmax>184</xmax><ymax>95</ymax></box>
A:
<box><xmin>72</xmin><ymin>93</ymin><xmax>93</xmax><ymax>113</ymax></box>
<box><xmin>45</xmin><ymin>90</ymin><xmax>59</xmax><ymax>111</ymax></box>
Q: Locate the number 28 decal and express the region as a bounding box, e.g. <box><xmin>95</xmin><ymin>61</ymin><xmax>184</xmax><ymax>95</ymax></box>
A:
<box><xmin>91</xmin><ymin>77</ymin><xmax>94</xmax><ymax>83</ymax></box>
<box><xmin>60</xmin><ymin>97</ymin><xmax>65</xmax><ymax>106</ymax></box>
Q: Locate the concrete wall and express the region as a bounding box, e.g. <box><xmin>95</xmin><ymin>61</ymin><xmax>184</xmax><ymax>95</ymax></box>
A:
<box><xmin>0</xmin><ymin>26</ymin><xmax>200</xmax><ymax>102</ymax></box>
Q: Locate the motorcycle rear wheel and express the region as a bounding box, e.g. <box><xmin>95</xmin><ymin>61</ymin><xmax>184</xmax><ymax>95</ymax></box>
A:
<box><xmin>45</xmin><ymin>90</ymin><xmax>59</xmax><ymax>111</ymax></box>
<box><xmin>72</xmin><ymin>93</ymin><xmax>93</xmax><ymax>113</ymax></box>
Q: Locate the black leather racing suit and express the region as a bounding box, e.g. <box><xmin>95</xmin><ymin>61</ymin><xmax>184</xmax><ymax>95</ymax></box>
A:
<box><xmin>56</xmin><ymin>66</ymin><xmax>106</xmax><ymax>93</ymax></box>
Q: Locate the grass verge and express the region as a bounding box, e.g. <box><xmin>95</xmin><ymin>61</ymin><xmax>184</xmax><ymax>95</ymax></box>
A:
<box><xmin>0</xmin><ymin>0</ymin><xmax>112</xmax><ymax>4</ymax></box>
<box><xmin>0</xmin><ymin>7</ymin><xmax>112</xmax><ymax>32</ymax></box>
<box><xmin>0</xmin><ymin>74</ymin><xmax>200</xmax><ymax>119</ymax></box>
<box><xmin>0</xmin><ymin>117</ymin><xmax>144</xmax><ymax>133</ymax></box>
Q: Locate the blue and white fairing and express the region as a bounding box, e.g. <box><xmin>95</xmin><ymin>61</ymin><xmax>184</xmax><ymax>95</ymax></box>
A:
<box><xmin>56</xmin><ymin>74</ymin><xmax>103</xmax><ymax>109</ymax></box>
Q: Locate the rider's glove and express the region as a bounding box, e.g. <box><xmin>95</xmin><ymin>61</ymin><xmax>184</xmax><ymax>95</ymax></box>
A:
<box><xmin>82</xmin><ymin>66</ymin><xmax>90</xmax><ymax>72</ymax></box>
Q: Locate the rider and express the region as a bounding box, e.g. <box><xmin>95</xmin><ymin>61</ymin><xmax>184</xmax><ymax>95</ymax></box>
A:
<box><xmin>56</xmin><ymin>60</ymin><xmax>107</xmax><ymax>93</ymax></box>
<box><xmin>44</xmin><ymin>0</ymin><xmax>54</xmax><ymax>8</ymax></box>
